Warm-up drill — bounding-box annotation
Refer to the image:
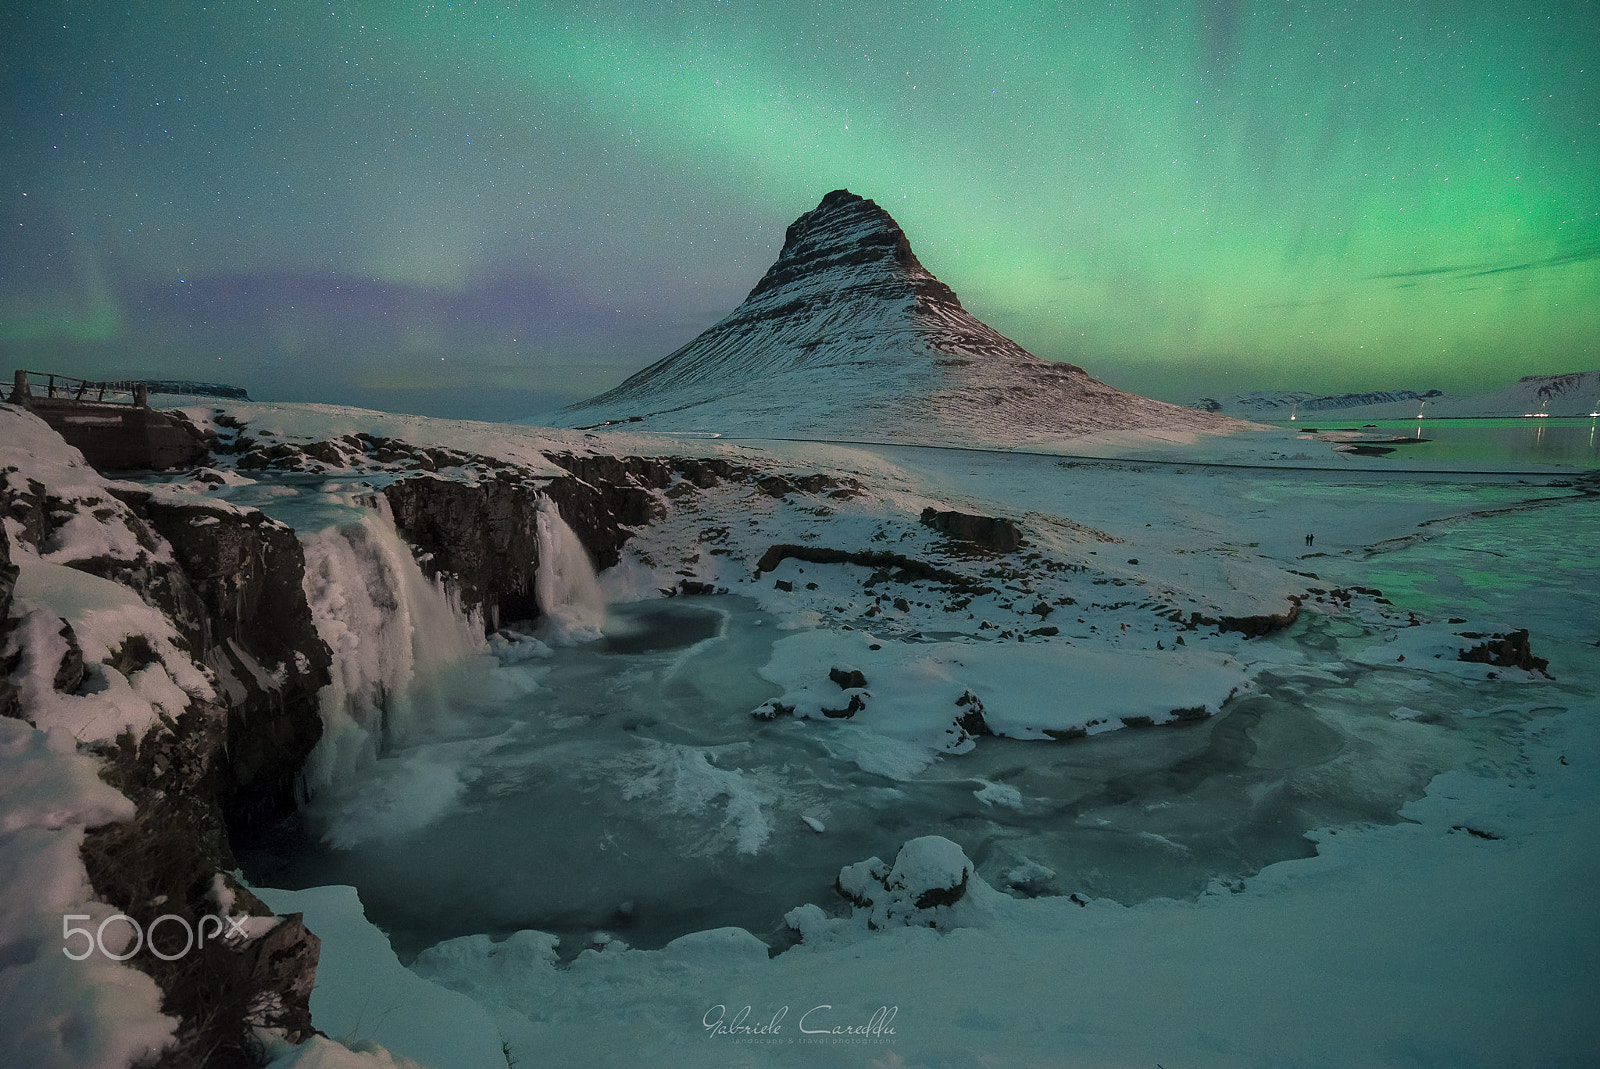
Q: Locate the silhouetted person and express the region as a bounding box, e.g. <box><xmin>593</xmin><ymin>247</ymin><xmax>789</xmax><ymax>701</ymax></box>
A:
<box><xmin>1305</xmin><ymin>533</ymin><xmax>1314</xmax><ymax>547</ymax></box>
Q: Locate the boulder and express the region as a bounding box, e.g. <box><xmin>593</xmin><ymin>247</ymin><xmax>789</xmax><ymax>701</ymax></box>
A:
<box><xmin>836</xmin><ymin>835</ymin><xmax>983</xmax><ymax>930</ymax></box>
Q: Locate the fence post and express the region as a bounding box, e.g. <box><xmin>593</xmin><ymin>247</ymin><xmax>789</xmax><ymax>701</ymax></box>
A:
<box><xmin>9</xmin><ymin>370</ymin><xmax>28</xmax><ymax>406</ymax></box>
<box><xmin>134</xmin><ymin>382</ymin><xmax>149</xmax><ymax>407</ymax></box>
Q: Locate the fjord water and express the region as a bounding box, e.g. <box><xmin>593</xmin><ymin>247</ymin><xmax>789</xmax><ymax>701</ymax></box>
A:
<box><xmin>1288</xmin><ymin>417</ymin><xmax>1600</xmax><ymax>468</ymax></box>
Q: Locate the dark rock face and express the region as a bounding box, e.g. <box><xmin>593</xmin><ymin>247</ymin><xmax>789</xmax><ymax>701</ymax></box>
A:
<box><xmin>82</xmin><ymin>701</ymin><xmax>321</xmax><ymax>1064</ymax></box>
<box><xmin>953</xmin><ymin>690</ymin><xmax>993</xmax><ymax>738</ymax></box>
<box><xmin>4</xmin><ymin>432</ymin><xmax>329</xmax><ymax>1061</ymax></box>
<box><xmin>4</xmin><ymin>474</ymin><xmax>331</xmax><ymax>837</ymax></box>
<box><xmin>542</xmin><ymin>453</ymin><xmax>673</xmax><ymax>569</ymax></box>
<box><xmin>754</xmin><ymin>544</ymin><xmax>992</xmax><ymax>593</ymax></box>
<box><xmin>382</xmin><ymin>456</ymin><xmax>672</xmax><ymax>631</ymax></box>
<box><xmin>382</xmin><ymin>473</ymin><xmax>547</xmax><ymax>630</ymax></box>
<box><xmin>820</xmin><ymin>693</ymin><xmax>866</xmax><ymax>719</ymax></box>
<box><xmin>240</xmin><ymin>913</ymin><xmax>320</xmax><ymax>1042</ymax></box>
<box><xmin>135</xmin><ymin>498</ymin><xmax>332</xmax><ymax>837</ymax></box>
<box><xmin>835</xmin><ymin>836</ymin><xmax>979</xmax><ymax>931</ymax></box>
<box><xmin>920</xmin><ymin>507</ymin><xmax>1022</xmax><ymax>553</ymax></box>
<box><xmin>746</xmin><ymin>188</ymin><xmax>963</xmax><ymax>308</ymax></box>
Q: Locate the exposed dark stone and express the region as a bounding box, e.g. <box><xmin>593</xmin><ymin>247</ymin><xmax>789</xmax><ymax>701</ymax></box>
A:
<box><xmin>1213</xmin><ymin>596</ymin><xmax>1303</xmax><ymax>638</ymax></box>
<box><xmin>821</xmin><ymin>693</ymin><xmax>866</xmax><ymax>719</ymax></box>
<box><xmin>913</xmin><ymin>868</ymin><xmax>970</xmax><ymax>910</ymax></box>
<box><xmin>541</xmin><ymin>455</ymin><xmax>672</xmax><ymax>569</ymax></box>
<box><xmin>919</xmin><ymin>507</ymin><xmax>1022</xmax><ymax>553</ymax></box>
<box><xmin>134</xmin><ymin>498</ymin><xmax>332</xmax><ymax>840</ymax></box>
<box><xmin>81</xmin><ymin>704</ymin><xmax>318</xmax><ymax>1065</ymax></box>
<box><xmin>751</xmin><ymin>700</ymin><xmax>795</xmax><ymax>721</ymax></box>
<box><xmin>756</xmin><ymin>475</ymin><xmax>795</xmax><ymax>498</ymax></box>
<box><xmin>382</xmin><ymin>473</ymin><xmax>545</xmax><ymax>630</ymax></box>
<box><xmin>774</xmin><ymin>579</ymin><xmax>793</xmax><ymax>592</ymax></box>
<box><xmin>754</xmin><ymin>543</ymin><xmax>991</xmax><ymax>593</ymax></box>
<box><xmin>829</xmin><ymin>666</ymin><xmax>868</xmax><ymax>689</ymax></box>
<box><xmin>52</xmin><ymin>619</ymin><xmax>87</xmax><ymax>694</ymax></box>
<box><xmin>1458</xmin><ymin>628</ymin><xmax>1550</xmax><ymax>676</ymax></box>
<box><xmin>241</xmin><ymin>914</ymin><xmax>321</xmax><ymax>1042</ymax></box>
<box><xmin>954</xmin><ymin>690</ymin><xmax>993</xmax><ymax>737</ymax></box>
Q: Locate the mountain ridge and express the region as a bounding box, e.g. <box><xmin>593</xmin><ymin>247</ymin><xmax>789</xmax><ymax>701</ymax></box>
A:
<box><xmin>1190</xmin><ymin>370</ymin><xmax>1600</xmax><ymax>420</ymax></box>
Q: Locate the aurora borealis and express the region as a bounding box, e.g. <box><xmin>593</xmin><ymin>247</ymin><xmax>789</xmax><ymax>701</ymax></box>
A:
<box><xmin>3</xmin><ymin>1</ymin><xmax>1597</xmax><ymax>419</ymax></box>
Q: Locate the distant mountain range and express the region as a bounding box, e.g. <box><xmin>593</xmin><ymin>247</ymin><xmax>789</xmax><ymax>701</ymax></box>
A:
<box><xmin>557</xmin><ymin>190</ymin><xmax>1240</xmax><ymax>445</ymax></box>
<box><xmin>1189</xmin><ymin>371</ymin><xmax>1600</xmax><ymax>420</ymax></box>
<box><xmin>142</xmin><ymin>380</ymin><xmax>251</xmax><ymax>400</ymax></box>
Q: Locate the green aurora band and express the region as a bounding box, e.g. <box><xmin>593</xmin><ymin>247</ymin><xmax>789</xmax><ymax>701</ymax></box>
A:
<box><xmin>2</xmin><ymin>1</ymin><xmax>1596</xmax><ymax>413</ymax></box>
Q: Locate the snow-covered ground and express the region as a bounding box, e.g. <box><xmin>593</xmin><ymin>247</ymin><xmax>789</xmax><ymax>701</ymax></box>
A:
<box><xmin>4</xmin><ymin>400</ymin><xmax>1597</xmax><ymax>1068</ymax></box>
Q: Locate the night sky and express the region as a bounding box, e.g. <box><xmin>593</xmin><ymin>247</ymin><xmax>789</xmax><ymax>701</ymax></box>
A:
<box><xmin>4</xmin><ymin>2</ymin><xmax>1597</xmax><ymax>421</ymax></box>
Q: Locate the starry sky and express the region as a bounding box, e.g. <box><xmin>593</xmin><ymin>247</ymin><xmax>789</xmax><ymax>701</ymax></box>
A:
<box><xmin>3</xmin><ymin>1</ymin><xmax>1597</xmax><ymax>421</ymax></box>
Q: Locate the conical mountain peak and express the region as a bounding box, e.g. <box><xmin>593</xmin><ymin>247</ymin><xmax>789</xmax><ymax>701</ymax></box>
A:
<box><xmin>560</xmin><ymin>192</ymin><xmax>1239</xmax><ymax>446</ymax></box>
<box><xmin>743</xmin><ymin>189</ymin><xmax>960</xmax><ymax>310</ymax></box>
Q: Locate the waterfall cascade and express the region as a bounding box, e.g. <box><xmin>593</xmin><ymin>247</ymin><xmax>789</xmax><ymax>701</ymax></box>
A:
<box><xmin>534</xmin><ymin>497</ymin><xmax>607</xmax><ymax>644</ymax></box>
<box><xmin>298</xmin><ymin>495</ymin><xmax>487</xmax><ymax>796</ymax></box>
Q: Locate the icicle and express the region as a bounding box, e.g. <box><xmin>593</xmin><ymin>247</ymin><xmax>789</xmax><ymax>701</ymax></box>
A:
<box><xmin>535</xmin><ymin>496</ymin><xmax>607</xmax><ymax>644</ymax></box>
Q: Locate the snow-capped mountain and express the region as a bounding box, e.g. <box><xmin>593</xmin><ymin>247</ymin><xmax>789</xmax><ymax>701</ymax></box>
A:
<box><xmin>557</xmin><ymin>189</ymin><xmax>1241</xmax><ymax>445</ymax></box>
<box><xmin>1189</xmin><ymin>389</ymin><xmax>1445</xmax><ymax>416</ymax></box>
<box><xmin>1191</xmin><ymin>371</ymin><xmax>1600</xmax><ymax>420</ymax></box>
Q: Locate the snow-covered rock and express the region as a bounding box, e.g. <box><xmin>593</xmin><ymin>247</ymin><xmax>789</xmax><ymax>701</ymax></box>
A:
<box><xmin>834</xmin><ymin>835</ymin><xmax>1005</xmax><ymax>931</ymax></box>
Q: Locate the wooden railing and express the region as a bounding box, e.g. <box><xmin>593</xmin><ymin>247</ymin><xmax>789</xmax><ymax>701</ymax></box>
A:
<box><xmin>10</xmin><ymin>370</ymin><xmax>148</xmax><ymax>407</ymax></box>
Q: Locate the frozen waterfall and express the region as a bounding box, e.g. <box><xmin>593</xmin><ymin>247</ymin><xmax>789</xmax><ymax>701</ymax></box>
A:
<box><xmin>534</xmin><ymin>496</ymin><xmax>607</xmax><ymax>644</ymax></box>
<box><xmin>298</xmin><ymin>496</ymin><xmax>487</xmax><ymax>802</ymax></box>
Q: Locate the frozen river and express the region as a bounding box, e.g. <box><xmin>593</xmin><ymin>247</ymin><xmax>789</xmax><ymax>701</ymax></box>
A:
<box><xmin>242</xmin><ymin>441</ymin><xmax>1599</xmax><ymax>990</ymax></box>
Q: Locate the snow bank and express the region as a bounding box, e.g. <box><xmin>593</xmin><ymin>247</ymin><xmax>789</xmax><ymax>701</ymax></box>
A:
<box><xmin>0</xmin><ymin>712</ymin><xmax>176</xmax><ymax>1068</ymax></box>
<box><xmin>250</xmin><ymin>884</ymin><xmax>506</xmax><ymax>1069</ymax></box>
<box><xmin>9</xmin><ymin>560</ymin><xmax>214</xmax><ymax>742</ymax></box>
<box><xmin>755</xmin><ymin>625</ymin><xmax>1248</xmax><ymax>773</ymax></box>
